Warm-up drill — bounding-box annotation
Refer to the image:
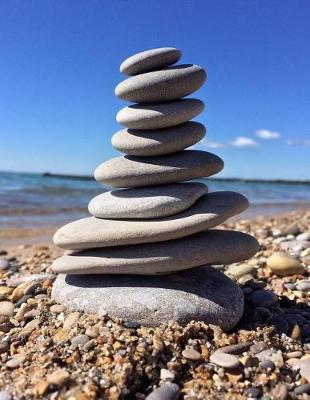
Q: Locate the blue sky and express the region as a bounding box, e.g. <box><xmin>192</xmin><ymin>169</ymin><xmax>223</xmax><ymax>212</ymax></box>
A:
<box><xmin>0</xmin><ymin>0</ymin><xmax>309</xmax><ymax>180</ymax></box>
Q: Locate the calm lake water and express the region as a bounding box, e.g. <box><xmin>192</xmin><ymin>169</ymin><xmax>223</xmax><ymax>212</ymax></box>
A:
<box><xmin>0</xmin><ymin>171</ymin><xmax>309</xmax><ymax>228</ymax></box>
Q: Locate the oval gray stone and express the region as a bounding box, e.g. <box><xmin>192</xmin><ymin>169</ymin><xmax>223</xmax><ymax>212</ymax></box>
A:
<box><xmin>94</xmin><ymin>150</ymin><xmax>224</xmax><ymax>188</ymax></box>
<box><xmin>51</xmin><ymin>265</ymin><xmax>244</xmax><ymax>330</ymax></box>
<box><xmin>115</xmin><ymin>64</ymin><xmax>207</xmax><ymax>103</ymax></box>
<box><xmin>116</xmin><ymin>98</ymin><xmax>204</xmax><ymax>130</ymax></box>
<box><xmin>53</xmin><ymin>191</ymin><xmax>249</xmax><ymax>250</ymax></box>
<box><xmin>146</xmin><ymin>383</ymin><xmax>180</xmax><ymax>400</ymax></box>
<box><xmin>120</xmin><ymin>47</ymin><xmax>181</xmax><ymax>76</ymax></box>
<box><xmin>52</xmin><ymin>230</ymin><xmax>259</xmax><ymax>275</ymax></box>
<box><xmin>112</xmin><ymin>122</ymin><xmax>206</xmax><ymax>156</ymax></box>
<box><xmin>210</xmin><ymin>351</ymin><xmax>240</xmax><ymax>369</ymax></box>
<box><xmin>88</xmin><ymin>182</ymin><xmax>208</xmax><ymax>219</ymax></box>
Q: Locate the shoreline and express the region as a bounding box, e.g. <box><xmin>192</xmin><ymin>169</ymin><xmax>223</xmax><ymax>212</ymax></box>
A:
<box><xmin>1</xmin><ymin>204</ymin><xmax>309</xmax><ymax>247</ymax></box>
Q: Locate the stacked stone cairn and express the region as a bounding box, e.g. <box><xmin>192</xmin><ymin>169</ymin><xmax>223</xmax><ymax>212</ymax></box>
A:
<box><xmin>52</xmin><ymin>47</ymin><xmax>259</xmax><ymax>330</ymax></box>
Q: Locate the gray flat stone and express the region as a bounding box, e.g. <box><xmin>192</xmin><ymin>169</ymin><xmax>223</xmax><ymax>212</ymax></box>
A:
<box><xmin>210</xmin><ymin>351</ymin><xmax>240</xmax><ymax>369</ymax></box>
<box><xmin>51</xmin><ymin>230</ymin><xmax>259</xmax><ymax>274</ymax></box>
<box><xmin>53</xmin><ymin>191</ymin><xmax>249</xmax><ymax>250</ymax></box>
<box><xmin>94</xmin><ymin>150</ymin><xmax>223</xmax><ymax>188</ymax></box>
<box><xmin>88</xmin><ymin>182</ymin><xmax>208</xmax><ymax>219</ymax></box>
<box><xmin>51</xmin><ymin>265</ymin><xmax>244</xmax><ymax>330</ymax></box>
<box><xmin>146</xmin><ymin>383</ymin><xmax>180</xmax><ymax>400</ymax></box>
<box><xmin>116</xmin><ymin>98</ymin><xmax>204</xmax><ymax>130</ymax></box>
<box><xmin>112</xmin><ymin>122</ymin><xmax>206</xmax><ymax>156</ymax></box>
<box><xmin>115</xmin><ymin>64</ymin><xmax>206</xmax><ymax>103</ymax></box>
<box><xmin>120</xmin><ymin>47</ymin><xmax>181</xmax><ymax>76</ymax></box>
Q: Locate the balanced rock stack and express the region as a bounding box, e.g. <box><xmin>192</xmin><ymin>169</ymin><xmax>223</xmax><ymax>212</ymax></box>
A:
<box><xmin>52</xmin><ymin>47</ymin><xmax>259</xmax><ymax>330</ymax></box>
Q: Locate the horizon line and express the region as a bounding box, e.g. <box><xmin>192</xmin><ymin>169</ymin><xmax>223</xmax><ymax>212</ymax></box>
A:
<box><xmin>1</xmin><ymin>169</ymin><xmax>309</xmax><ymax>185</ymax></box>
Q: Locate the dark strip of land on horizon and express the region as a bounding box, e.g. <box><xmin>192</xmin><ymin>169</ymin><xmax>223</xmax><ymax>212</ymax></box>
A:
<box><xmin>42</xmin><ymin>172</ymin><xmax>310</xmax><ymax>185</ymax></box>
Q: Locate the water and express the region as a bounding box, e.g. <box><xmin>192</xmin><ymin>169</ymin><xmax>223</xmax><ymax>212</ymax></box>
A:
<box><xmin>0</xmin><ymin>171</ymin><xmax>309</xmax><ymax>228</ymax></box>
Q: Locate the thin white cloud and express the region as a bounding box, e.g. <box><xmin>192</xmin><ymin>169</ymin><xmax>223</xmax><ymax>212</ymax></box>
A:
<box><xmin>203</xmin><ymin>140</ymin><xmax>227</xmax><ymax>149</ymax></box>
<box><xmin>230</xmin><ymin>136</ymin><xmax>259</xmax><ymax>147</ymax></box>
<box><xmin>287</xmin><ymin>139</ymin><xmax>310</xmax><ymax>146</ymax></box>
<box><xmin>256</xmin><ymin>129</ymin><xmax>280</xmax><ymax>139</ymax></box>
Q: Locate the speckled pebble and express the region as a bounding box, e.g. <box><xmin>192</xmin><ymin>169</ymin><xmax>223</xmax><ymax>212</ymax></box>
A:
<box><xmin>83</xmin><ymin>339</ymin><xmax>97</xmax><ymax>352</ymax></box>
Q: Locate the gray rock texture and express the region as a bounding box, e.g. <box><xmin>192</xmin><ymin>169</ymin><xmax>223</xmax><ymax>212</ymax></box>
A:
<box><xmin>120</xmin><ymin>47</ymin><xmax>181</xmax><ymax>76</ymax></box>
<box><xmin>94</xmin><ymin>150</ymin><xmax>223</xmax><ymax>188</ymax></box>
<box><xmin>116</xmin><ymin>99</ymin><xmax>204</xmax><ymax>130</ymax></box>
<box><xmin>115</xmin><ymin>64</ymin><xmax>207</xmax><ymax>103</ymax></box>
<box><xmin>88</xmin><ymin>182</ymin><xmax>208</xmax><ymax>219</ymax></box>
<box><xmin>112</xmin><ymin>122</ymin><xmax>206</xmax><ymax>156</ymax></box>
<box><xmin>52</xmin><ymin>230</ymin><xmax>259</xmax><ymax>275</ymax></box>
<box><xmin>51</xmin><ymin>265</ymin><xmax>244</xmax><ymax>330</ymax></box>
<box><xmin>53</xmin><ymin>191</ymin><xmax>249</xmax><ymax>250</ymax></box>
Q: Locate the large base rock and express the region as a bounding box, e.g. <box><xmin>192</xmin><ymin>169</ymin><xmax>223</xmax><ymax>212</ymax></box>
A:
<box><xmin>52</xmin><ymin>266</ymin><xmax>244</xmax><ymax>330</ymax></box>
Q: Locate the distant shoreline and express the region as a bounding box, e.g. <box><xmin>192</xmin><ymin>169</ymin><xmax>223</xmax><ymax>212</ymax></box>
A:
<box><xmin>41</xmin><ymin>172</ymin><xmax>310</xmax><ymax>185</ymax></box>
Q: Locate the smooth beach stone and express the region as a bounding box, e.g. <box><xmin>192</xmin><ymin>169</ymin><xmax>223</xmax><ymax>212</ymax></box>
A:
<box><xmin>210</xmin><ymin>351</ymin><xmax>240</xmax><ymax>369</ymax></box>
<box><xmin>94</xmin><ymin>150</ymin><xmax>223</xmax><ymax>188</ymax></box>
<box><xmin>249</xmin><ymin>290</ymin><xmax>277</xmax><ymax>308</ymax></box>
<box><xmin>145</xmin><ymin>383</ymin><xmax>180</xmax><ymax>400</ymax></box>
<box><xmin>51</xmin><ymin>230</ymin><xmax>259</xmax><ymax>275</ymax></box>
<box><xmin>120</xmin><ymin>47</ymin><xmax>181</xmax><ymax>76</ymax></box>
<box><xmin>296</xmin><ymin>280</ymin><xmax>310</xmax><ymax>292</ymax></box>
<box><xmin>53</xmin><ymin>191</ymin><xmax>249</xmax><ymax>250</ymax></box>
<box><xmin>111</xmin><ymin>122</ymin><xmax>206</xmax><ymax>156</ymax></box>
<box><xmin>226</xmin><ymin>263</ymin><xmax>256</xmax><ymax>278</ymax></box>
<box><xmin>116</xmin><ymin>98</ymin><xmax>204</xmax><ymax>130</ymax></box>
<box><xmin>267</xmin><ymin>252</ymin><xmax>305</xmax><ymax>277</ymax></box>
<box><xmin>115</xmin><ymin>64</ymin><xmax>207</xmax><ymax>103</ymax></box>
<box><xmin>88</xmin><ymin>182</ymin><xmax>208</xmax><ymax>219</ymax></box>
<box><xmin>51</xmin><ymin>265</ymin><xmax>244</xmax><ymax>330</ymax></box>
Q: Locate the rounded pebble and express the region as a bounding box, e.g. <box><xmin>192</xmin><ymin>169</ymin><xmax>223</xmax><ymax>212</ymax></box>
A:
<box><xmin>145</xmin><ymin>383</ymin><xmax>180</xmax><ymax>400</ymax></box>
<box><xmin>294</xmin><ymin>383</ymin><xmax>310</xmax><ymax>395</ymax></box>
<box><xmin>210</xmin><ymin>351</ymin><xmax>240</xmax><ymax>369</ymax></box>
<box><xmin>218</xmin><ymin>342</ymin><xmax>252</xmax><ymax>355</ymax></box>
<box><xmin>0</xmin><ymin>301</ymin><xmax>15</xmax><ymax>317</ymax></box>
<box><xmin>182</xmin><ymin>348</ymin><xmax>201</xmax><ymax>361</ymax></box>
<box><xmin>0</xmin><ymin>260</ymin><xmax>10</xmax><ymax>271</ymax></box>
<box><xmin>267</xmin><ymin>252</ymin><xmax>304</xmax><ymax>277</ymax></box>
<box><xmin>260</xmin><ymin>360</ymin><xmax>276</xmax><ymax>371</ymax></box>
<box><xmin>249</xmin><ymin>290</ymin><xmax>277</xmax><ymax>308</ymax></box>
